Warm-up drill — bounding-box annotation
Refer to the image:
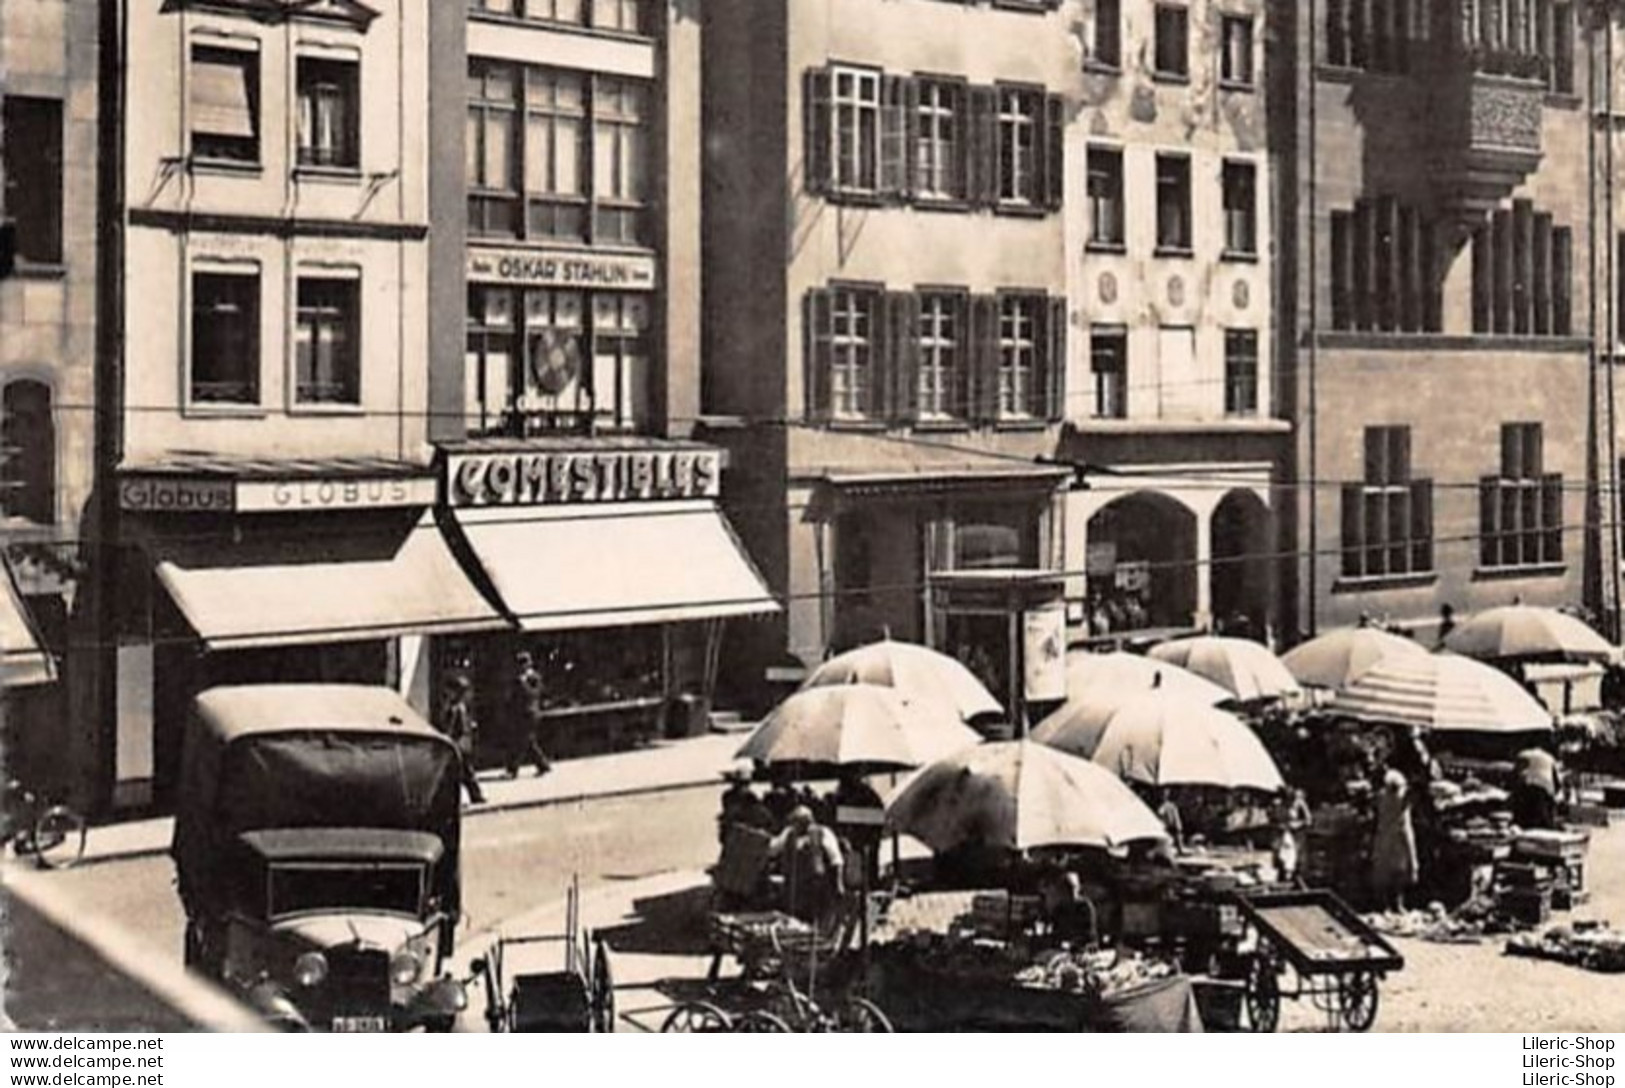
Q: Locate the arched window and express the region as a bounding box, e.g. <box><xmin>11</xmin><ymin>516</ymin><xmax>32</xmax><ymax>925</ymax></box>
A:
<box><xmin>1</xmin><ymin>380</ymin><xmax>55</xmax><ymax>525</ymax></box>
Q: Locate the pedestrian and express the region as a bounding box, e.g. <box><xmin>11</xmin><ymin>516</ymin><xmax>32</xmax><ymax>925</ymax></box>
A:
<box><xmin>510</xmin><ymin>651</ymin><xmax>554</xmax><ymax>778</ymax></box>
<box><xmin>769</xmin><ymin>805</ymin><xmax>845</xmax><ymax>929</ymax></box>
<box><xmin>1370</xmin><ymin>766</ymin><xmax>1418</xmax><ymax>912</ymax></box>
<box><xmin>1153</xmin><ymin>787</ymin><xmax>1185</xmax><ymax>852</ymax></box>
<box><xmin>1436</xmin><ymin>603</ymin><xmax>1457</xmax><ymax>649</ymax></box>
<box><xmin>440</xmin><ymin>673</ymin><xmax>485</xmax><ymax>805</ymax></box>
<box><xmin>1274</xmin><ymin>787</ymin><xmax>1311</xmax><ymax>882</ymax></box>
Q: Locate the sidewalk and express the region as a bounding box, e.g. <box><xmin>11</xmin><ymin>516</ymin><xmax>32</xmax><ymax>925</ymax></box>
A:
<box><xmin>77</xmin><ymin>730</ymin><xmax>749</xmax><ymax>865</ymax></box>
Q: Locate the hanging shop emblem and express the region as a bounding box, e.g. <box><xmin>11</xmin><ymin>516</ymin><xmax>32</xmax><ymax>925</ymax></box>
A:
<box><xmin>448</xmin><ymin>449</ymin><xmax>722</xmax><ymax>507</ymax></box>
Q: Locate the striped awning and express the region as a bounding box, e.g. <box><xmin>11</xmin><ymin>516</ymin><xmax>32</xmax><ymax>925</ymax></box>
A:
<box><xmin>2</xmin><ymin>558</ymin><xmax>54</xmax><ymax>688</ymax></box>
<box><xmin>1327</xmin><ymin>652</ymin><xmax>1552</xmax><ymax>734</ymax></box>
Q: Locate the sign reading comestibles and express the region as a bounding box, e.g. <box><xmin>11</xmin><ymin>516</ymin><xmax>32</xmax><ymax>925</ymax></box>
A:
<box><xmin>448</xmin><ymin>449</ymin><xmax>722</xmax><ymax>507</ymax></box>
<box><xmin>466</xmin><ymin>247</ymin><xmax>657</xmax><ymax>291</ymax></box>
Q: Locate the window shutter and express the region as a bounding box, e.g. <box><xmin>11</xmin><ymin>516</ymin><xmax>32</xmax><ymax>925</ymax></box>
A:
<box><xmin>1541</xmin><ymin>472</ymin><xmax>1564</xmax><ymax>563</ymax></box>
<box><xmin>1042</xmin><ymin>94</ymin><xmax>1066</xmax><ymax>212</ymax></box>
<box><xmin>952</xmin><ymin>293</ymin><xmax>974</xmax><ymax>420</ymax></box>
<box><xmin>192</xmin><ymin>51</ymin><xmax>257</xmax><ymax>139</ymax></box>
<box><xmin>901</xmin><ymin>78</ymin><xmax>920</xmax><ymax>200</ymax></box>
<box><xmin>1410</xmin><ymin>478</ymin><xmax>1433</xmax><ymax>573</ymax></box>
<box><xmin>804</xmin><ymin>68</ymin><xmax>832</xmax><ymax>197</ymax></box>
<box><xmin>880</xmin><ymin>76</ymin><xmax>909</xmax><ymax>199</ymax></box>
<box><xmin>1044</xmin><ymin>296</ymin><xmax>1067</xmax><ymax>421</ymax></box>
<box><xmin>1341</xmin><ymin>483</ymin><xmax>1364</xmax><ymax>578</ymax></box>
<box><xmin>966</xmin><ymin>86</ymin><xmax>997</xmax><ymax>209</ymax></box>
<box><xmin>1480</xmin><ymin>476</ymin><xmax>1501</xmax><ymax>567</ymax></box>
<box><xmin>970</xmin><ymin>294</ymin><xmax>1000</xmax><ymax>423</ymax></box>
<box><xmin>889</xmin><ymin>292</ymin><xmax>921</xmax><ymax>423</ymax></box>
<box><xmin>805</xmin><ymin>288</ymin><xmax>833</xmax><ymax>422</ymax></box>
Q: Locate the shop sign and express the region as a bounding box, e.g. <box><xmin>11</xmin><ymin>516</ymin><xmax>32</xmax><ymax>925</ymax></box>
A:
<box><xmin>119</xmin><ymin>477</ymin><xmax>236</xmax><ymax>513</ymax></box>
<box><xmin>466</xmin><ymin>246</ymin><xmax>657</xmax><ymax>291</ymax></box>
<box><xmin>448</xmin><ymin>449</ymin><xmax>722</xmax><ymax>507</ymax></box>
<box><xmin>1023</xmin><ymin>602</ymin><xmax>1067</xmax><ymax>703</ymax></box>
<box><xmin>236</xmin><ymin>477</ymin><xmax>436</xmax><ymax>512</ymax></box>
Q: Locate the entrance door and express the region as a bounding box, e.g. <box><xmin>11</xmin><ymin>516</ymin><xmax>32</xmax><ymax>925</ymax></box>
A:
<box><xmin>1086</xmin><ymin>492</ymin><xmax>1198</xmax><ymax>631</ymax></box>
<box><xmin>1210</xmin><ymin>490</ymin><xmax>1274</xmax><ymax>641</ymax></box>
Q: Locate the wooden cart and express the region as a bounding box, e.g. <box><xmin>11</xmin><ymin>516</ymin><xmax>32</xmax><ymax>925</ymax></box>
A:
<box><xmin>1235</xmin><ymin>889</ymin><xmax>1404</xmax><ymax>1033</ymax></box>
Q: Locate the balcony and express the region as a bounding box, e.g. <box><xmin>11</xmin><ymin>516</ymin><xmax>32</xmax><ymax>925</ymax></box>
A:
<box><xmin>1429</xmin><ymin>50</ymin><xmax>1546</xmax><ymax>222</ymax></box>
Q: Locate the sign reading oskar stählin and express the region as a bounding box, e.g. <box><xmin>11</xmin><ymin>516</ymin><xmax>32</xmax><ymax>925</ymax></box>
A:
<box><xmin>466</xmin><ymin>246</ymin><xmax>657</xmax><ymax>291</ymax></box>
<box><xmin>449</xmin><ymin>448</ymin><xmax>722</xmax><ymax>507</ymax></box>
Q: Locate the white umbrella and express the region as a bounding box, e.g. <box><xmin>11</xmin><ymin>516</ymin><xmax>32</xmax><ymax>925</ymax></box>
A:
<box><xmin>1282</xmin><ymin>626</ymin><xmax>1431</xmax><ymax>690</ymax></box>
<box><xmin>1039</xmin><ymin>694</ymin><xmax>1283</xmax><ymax>792</ymax></box>
<box><xmin>1149</xmin><ymin>635</ymin><xmax>1303</xmax><ymax>703</ymax></box>
<box><xmin>802</xmin><ymin>638</ymin><xmax>1002</xmax><ymax>722</ymax></box>
<box><xmin>1327</xmin><ymin>652</ymin><xmax>1553</xmax><ymax>734</ymax></box>
<box><xmin>884</xmin><ymin>740</ymin><xmax>1168</xmax><ymax>853</ymax></box>
<box><xmin>736</xmin><ymin>683</ymin><xmax>981</xmax><ymax>773</ymax></box>
<box><xmin>1064</xmin><ymin>650</ymin><xmax>1232</xmax><ymax>706</ymax></box>
<box><xmin>1443</xmin><ymin>605</ymin><xmax>1616</xmax><ymax>664</ymax></box>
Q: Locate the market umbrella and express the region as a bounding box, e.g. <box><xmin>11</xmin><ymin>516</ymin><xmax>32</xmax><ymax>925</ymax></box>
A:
<box><xmin>884</xmin><ymin>740</ymin><xmax>1168</xmax><ymax>853</ymax></box>
<box><xmin>1037</xmin><ymin>694</ymin><xmax>1283</xmax><ymax>792</ymax></box>
<box><xmin>1148</xmin><ymin>635</ymin><xmax>1303</xmax><ymax>703</ymax></box>
<box><xmin>1326</xmin><ymin>652</ymin><xmax>1553</xmax><ymax>734</ymax></box>
<box><xmin>735</xmin><ymin>683</ymin><xmax>982</xmax><ymax>775</ymax></box>
<box><xmin>1442</xmin><ymin>605</ymin><xmax>1616</xmax><ymax>664</ymax></box>
<box><xmin>801</xmin><ymin>638</ymin><xmax>1002</xmax><ymax>722</ymax></box>
<box><xmin>1281</xmin><ymin>626</ymin><xmax>1430</xmax><ymax>690</ymax></box>
<box><xmin>1064</xmin><ymin>650</ymin><xmax>1232</xmax><ymax>707</ymax></box>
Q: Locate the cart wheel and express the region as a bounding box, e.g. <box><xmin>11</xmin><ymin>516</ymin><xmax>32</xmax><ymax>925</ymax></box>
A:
<box><xmin>769</xmin><ymin>987</ymin><xmax>821</xmax><ymax>1031</ymax></box>
<box><xmin>1245</xmin><ymin>961</ymin><xmax>1281</xmax><ymax>1034</ymax></box>
<box><xmin>591</xmin><ymin>937</ymin><xmax>615</xmax><ymax>1034</ymax></box>
<box><xmin>1338</xmin><ymin>972</ymin><xmax>1379</xmax><ymax>1033</ymax></box>
<box><xmin>734</xmin><ymin>1010</ymin><xmax>792</xmax><ymax>1033</ymax></box>
<box><xmin>834</xmin><ymin>996</ymin><xmax>894</xmax><ymax>1033</ymax></box>
<box><xmin>660</xmin><ymin>1001</ymin><xmax>732</xmax><ymax>1033</ymax></box>
<box><xmin>30</xmin><ymin>805</ymin><xmax>86</xmax><ymax>870</ymax></box>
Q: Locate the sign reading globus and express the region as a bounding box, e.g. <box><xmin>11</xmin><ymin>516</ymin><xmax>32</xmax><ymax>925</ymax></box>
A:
<box><xmin>119</xmin><ymin>475</ymin><xmax>436</xmax><ymax>513</ymax></box>
<box><xmin>448</xmin><ymin>449</ymin><xmax>722</xmax><ymax>507</ymax></box>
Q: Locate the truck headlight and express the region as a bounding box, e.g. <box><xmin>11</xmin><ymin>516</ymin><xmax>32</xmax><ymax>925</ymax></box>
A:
<box><xmin>390</xmin><ymin>950</ymin><xmax>423</xmax><ymax>987</ymax></box>
<box><xmin>293</xmin><ymin>952</ymin><xmax>328</xmax><ymax>989</ymax></box>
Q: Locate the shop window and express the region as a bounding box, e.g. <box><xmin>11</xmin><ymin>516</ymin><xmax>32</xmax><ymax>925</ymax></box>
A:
<box><xmin>1220</xmin><ymin>15</ymin><xmax>1255</xmax><ymax>87</ymax></box>
<box><xmin>1087</xmin><ymin>0</ymin><xmax>1122</xmax><ymax>68</ymax></box>
<box><xmin>1087</xmin><ymin>145</ymin><xmax>1124</xmax><ymax>249</ymax></box>
<box><xmin>1331</xmin><ymin>197</ymin><xmax>1443</xmax><ymax>333</ymax></box>
<box><xmin>1342</xmin><ymin>426</ymin><xmax>1432</xmax><ymax>578</ymax></box>
<box><xmin>955</xmin><ymin>507</ymin><xmax>1038</xmax><ymax>570</ymax></box>
<box><xmin>1153</xmin><ymin>5</ymin><xmax>1190</xmax><ymax>80</ymax></box>
<box><xmin>296</xmin><ymin>56</ymin><xmax>359</xmax><ymax>169</ymax></box>
<box><xmin>1481</xmin><ymin>422</ymin><xmax>1563</xmax><ymax>569</ymax></box>
<box><xmin>190</xmin><ymin>45</ymin><xmax>260</xmax><ymax>164</ymax></box>
<box><xmin>590</xmin><ymin>293</ymin><xmax>651</xmax><ymax>432</ymax></box>
<box><xmin>1224</xmin><ymin>330</ymin><xmax>1258</xmax><ymax>417</ymax></box>
<box><xmin>1472</xmin><ymin>201</ymin><xmax>1572</xmax><ymax>337</ymax></box>
<box><xmin>466</xmin><ymin>287</ymin><xmax>517</xmax><ymax>434</ymax></box>
<box><xmin>190</xmin><ymin>270</ymin><xmax>260</xmax><ymax>406</ymax></box>
<box><xmin>916</xmin><ymin>292</ymin><xmax>968</xmax><ymax>420</ymax></box>
<box><xmin>1222</xmin><ymin>160</ymin><xmax>1257</xmax><ymax>258</ymax></box>
<box><xmin>0</xmin><ymin>381</ymin><xmax>55</xmax><ymax>525</ymax></box>
<box><xmin>1155</xmin><ymin>154</ymin><xmax>1191</xmax><ymax>253</ymax></box>
<box><xmin>914</xmin><ymin>79</ymin><xmax>967</xmax><ymax>202</ymax></box>
<box><xmin>1</xmin><ymin>97</ymin><xmax>63</xmax><ymax>266</ymax></box>
<box><xmin>295</xmin><ymin>276</ymin><xmax>360</xmax><ymax>405</ymax></box>
<box><xmin>1090</xmin><ymin>327</ymin><xmax>1127</xmax><ymax>420</ymax></box>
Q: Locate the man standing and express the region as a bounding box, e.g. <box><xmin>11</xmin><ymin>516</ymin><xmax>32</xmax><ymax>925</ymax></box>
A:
<box><xmin>1513</xmin><ymin>745</ymin><xmax>1563</xmax><ymax>830</ymax></box>
<box><xmin>440</xmin><ymin>673</ymin><xmax>485</xmax><ymax>805</ymax></box>
<box><xmin>510</xmin><ymin>651</ymin><xmax>554</xmax><ymax>778</ymax></box>
<box><xmin>770</xmin><ymin>805</ymin><xmax>844</xmax><ymax>929</ymax></box>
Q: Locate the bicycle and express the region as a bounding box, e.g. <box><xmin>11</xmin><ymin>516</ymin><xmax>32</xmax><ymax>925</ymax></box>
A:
<box><xmin>2</xmin><ymin>779</ymin><xmax>87</xmax><ymax>870</ymax></box>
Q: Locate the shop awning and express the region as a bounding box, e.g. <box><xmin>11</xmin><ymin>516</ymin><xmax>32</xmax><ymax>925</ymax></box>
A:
<box><xmin>2</xmin><ymin>559</ymin><xmax>54</xmax><ymax>687</ymax></box>
<box><xmin>155</xmin><ymin>513</ymin><xmax>507</xmax><ymax>651</ymax></box>
<box><xmin>452</xmin><ymin>500</ymin><xmax>780</xmax><ymax>631</ymax></box>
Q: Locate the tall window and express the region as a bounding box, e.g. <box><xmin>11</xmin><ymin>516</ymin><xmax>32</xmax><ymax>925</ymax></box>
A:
<box><xmin>295</xmin><ymin>277</ymin><xmax>360</xmax><ymax>405</ymax></box>
<box><xmin>1224</xmin><ymin>330</ymin><xmax>1258</xmax><ymax>417</ymax></box>
<box><xmin>1326</xmin><ymin>0</ymin><xmax>1417</xmax><ymax>72</ymax></box>
<box><xmin>1</xmin><ymin>97</ymin><xmax>63</xmax><ymax>265</ymax></box>
<box><xmin>1154</xmin><ymin>5</ymin><xmax>1190</xmax><ymax>79</ymax></box>
<box><xmin>592</xmin><ymin>77</ymin><xmax>648</xmax><ymax>244</ymax></box>
<box><xmin>0</xmin><ymin>381</ymin><xmax>54</xmax><ymax>525</ymax></box>
<box><xmin>830</xmin><ymin>288</ymin><xmax>879</xmax><ymax>419</ymax></box>
<box><xmin>1090</xmin><ymin>328</ymin><xmax>1127</xmax><ymax>420</ymax></box>
<box><xmin>590</xmin><ymin>293</ymin><xmax>650</xmax><ymax>432</ymax></box>
<box><xmin>996</xmin><ymin>87</ymin><xmax>1040</xmax><ymax>207</ymax></box>
<box><xmin>190</xmin><ymin>270</ymin><xmax>260</xmax><ymax>405</ymax></box>
<box><xmin>1089</xmin><ymin>0</ymin><xmax>1122</xmax><ymax>68</ymax></box>
<box><xmin>467</xmin><ymin>62</ymin><xmax>520</xmax><ymax>237</ymax></box>
<box><xmin>914</xmin><ymin>80</ymin><xmax>964</xmax><ymax>201</ymax></box>
<box><xmin>1330</xmin><ymin>197</ymin><xmax>1443</xmax><ymax>333</ymax></box>
<box><xmin>1342</xmin><ymin>426</ymin><xmax>1433</xmax><ymax>578</ymax></box>
<box><xmin>917</xmin><ymin>293</ymin><xmax>966</xmax><ymax>419</ymax></box>
<box><xmin>296</xmin><ymin>57</ymin><xmax>359</xmax><ymax>169</ymax></box>
<box><xmin>1222</xmin><ymin>160</ymin><xmax>1257</xmax><ymax>257</ymax></box>
<box><xmin>1546</xmin><ymin>1</ymin><xmax>1575</xmax><ymax>94</ymax></box>
<box><xmin>832</xmin><ymin>67</ymin><xmax>882</xmax><ymax>194</ymax></box>
<box><xmin>525</xmin><ymin>69</ymin><xmax>588</xmax><ymax>241</ymax></box>
<box><xmin>997</xmin><ymin>295</ymin><xmax>1041</xmax><ymax>420</ymax></box>
<box><xmin>1472</xmin><ymin>201</ymin><xmax>1572</xmax><ymax>337</ymax></box>
<box><xmin>1220</xmin><ymin>15</ymin><xmax>1255</xmax><ymax>86</ymax></box>
<box><xmin>1155</xmin><ymin>154</ymin><xmax>1191</xmax><ymax>252</ymax></box>
<box><xmin>1482</xmin><ymin>422</ymin><xmax>1563</xmax><ymax>568</ymax></box>
<box><xmin>190</xmin><ymin>45</ymin><xmax>260</xmax><ymax>164</ymax></box>
<box><xmin>1087</xmin><ymin>146</ymin><xmax>1124</xmax><ymax>248</ymax></box>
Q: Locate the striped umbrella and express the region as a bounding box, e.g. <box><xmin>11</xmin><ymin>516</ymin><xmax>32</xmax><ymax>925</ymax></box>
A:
<box><xmin>1148</xmin><ymin>635</ymin><xmax>1303</xmax><ymax>703</ymax></box>
<box><xmin>1326</xmin><ymin>652</ymin><xmax>1553</xmax><ymax>734</ymax></box>
<box><xmin>1443</xmin><ymin>605</ymin><xmax>1616</xmax><ymax>664</ymax></box>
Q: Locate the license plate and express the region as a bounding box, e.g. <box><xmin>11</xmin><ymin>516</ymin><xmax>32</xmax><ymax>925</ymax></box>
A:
<box><xmin>332</xmin><ymin>1016</ymin><xmax>389</xmax><ymax>1033</ymax></box>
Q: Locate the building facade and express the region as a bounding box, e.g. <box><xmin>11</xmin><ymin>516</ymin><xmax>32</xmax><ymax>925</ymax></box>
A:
<box><xmin>1278</xmin><ymin>0</ymin><xmax>1600</xmax><ymax>645</ymax></box>
<box><xmin>0</xmin><ymin>0</ymin><xmax>101</xmax><ymax>803</ymax></box>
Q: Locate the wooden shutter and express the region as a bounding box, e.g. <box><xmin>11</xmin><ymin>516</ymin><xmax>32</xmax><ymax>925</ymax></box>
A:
<box><xmin>1341</xmin><ymin>483</ymin><xmax>1365</xmax><ymax>578</ymax></box>
<box><xmin>970</xmin><ymin>294</ymin><xmax>1000</xmax><ymax>423</ymax></box>
<box><xmin>805</xmin><ymin>288</ymin><xmax>833</xmax><ymax>422</ymax></box>
<box><xmin>1480</xmin><ymin>476</ymin><xmax>1501</xmax><ymax>567</ymax></box>
<box><xmin>1410</xmin><ymin>478</ymin><xmax>1433</xmax><ymax>573</ymax></box>
<box><xmin>879</xmin><ymin>76</ymin><xmax>909</xmax><ymax>199</ymax></box>
<box><xmin>1042</xmin><ymin>93</ymin><xmax>1066</xmax><ymax>211</ymax></box>
<box><xmin>966</xmin><ymin>85</ymin><xmax>997</xmax><ymax>209</ymax></box>
<box><xmin>804</xmin><ymin>68</ymin><xmax>832</xmax><ymax>197</ymax></box>
<box><xmin>1541</xmin><ymin>472</ymin><xmax>1564</xmax><ymax>563</ymax></box>
<box><xmin>952</xmin><ymin>293</ymin><xmax>974</xmax><ymax>420</ymax></box>
<box><xmin>901</xmin><ymin>78</ymin><xmax>920</xmax><ymax>200</ymax></box>
<box><xmin>1044</xmin><ymin>295</ymin><xmax>1067</xmax><ymax>421</ymax></box>
<box><xmin>888</xmin><ymin>292</ymin><xmax>921</xmax><ymax>423</ymax></box>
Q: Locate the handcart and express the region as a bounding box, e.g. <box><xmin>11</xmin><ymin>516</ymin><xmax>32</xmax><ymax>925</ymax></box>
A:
<box><xmin>473</xmin><ymin>880</ymin><xmax>615</xmax><ymax>1033</ymax></box>
<box><xmin>1235</xmin><ymin>889</ymin><xmax>1404</xmax><ymax>1033</ymax></box>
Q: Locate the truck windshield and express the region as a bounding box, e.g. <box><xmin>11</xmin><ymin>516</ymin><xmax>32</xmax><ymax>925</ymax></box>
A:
<box><xmin>268</xmin><ymin>863</ymin><xmax>426</xmax><ymax>918</ymax></box>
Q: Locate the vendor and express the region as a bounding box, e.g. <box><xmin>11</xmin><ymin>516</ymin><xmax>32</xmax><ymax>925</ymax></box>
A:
<box><xmin>1274</xmin><ymin>788</ymin><xmax>1312</xmax><ymax>883</ymax></box>
<box><xmin>1370</xmin><ymin>766</ymin><xmax>1418</xmax><ymax>912</ymax></box>
<box><xmin>1512</xmin><ymin>745</ymin><xmax>1563</xmax><ymax>831</ymax></box>
<box><xmin>1153</xmin><ymin>789</ymin><xmax>1185</xmax><ymax>852</ymax></box>
<box><xmin>719</xmin><ymin>770</ymin><xmax>771</xmax><ymax>845</ymax></box>
<box><xmin>770</xmin><ymin>805</ymin><xmax>845</xmax><ymax>929</ymax></box>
